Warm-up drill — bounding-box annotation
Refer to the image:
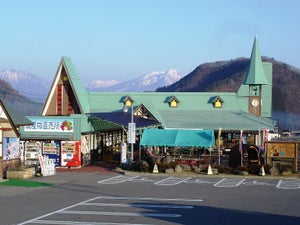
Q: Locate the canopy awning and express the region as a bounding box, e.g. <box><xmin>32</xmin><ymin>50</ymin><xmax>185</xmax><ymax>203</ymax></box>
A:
<box><xmin>140</xmin><ymin>129</ymin><xmax>215</xmax><ymax>147</ymax></box>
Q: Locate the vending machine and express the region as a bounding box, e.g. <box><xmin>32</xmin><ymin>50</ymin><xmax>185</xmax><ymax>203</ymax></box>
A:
<box><xmin>61</xmin><ymin>141</ymin><xmax>81</xmax><ymax>167</ymax></box>
<box><xmin>42</xmin><ymin>141</ymin><xmax>60</xmax><ymax>167</ymax></box>
<box><xmin>24</xmin><ymin>141</ymin><xmax>41</xmax><ymax>165</ymax></box>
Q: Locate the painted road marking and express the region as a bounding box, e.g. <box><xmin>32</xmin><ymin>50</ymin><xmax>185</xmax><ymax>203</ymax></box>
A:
<box><xmin>213</xmin><ymin>178</ymin><xmax>246</xmax><ymax>187</ymax></box>
<box><xmin>96</xmin><ymin>196</ymin><xmax>204</xmax><ymax>202</ymax></box>
<box><xmin>31</xmin><ymin>220</ymin><xmax>151</xmax><ymax>225</ymax></box>
<box><xmin>242</xmin><ymin>180</ymin><xmax>275</xmax><ymax>186</ymax></box>
<box><xmin>183</xmin><ymin>178</ymin><xmax>215</xmax><ymax>184</ymax></box>
<box><xmin>154</xmin><ymin>177</ymin><xmax>191</xmax><ymax>185</ymax></box>
<box><xmin>97</xmin><ymin>176</ymin><xmax>300</xmax><ymax>190</ymax></box>
<box><xmin>97</xmin><ymin>175</ymin><xmax>139</xmax><ymax>184</ymax></box>
<box><xmin>58</xmin><ymin>210</ymin><xmax>182</xmax><ymax>217</ymax></box>
<box><xmin>19</xmin><ymin>196</ymin><xmax>198</xmax><ymax>225</ymax></box>
<box><xmin>83</xmin><ymin>202</ymin><xmax>194</xmax><ymax>209</ymax></box>
<box><xmin>276</xmin><ymin>180</ymin><xmax>300</xmax><ymax>189</ymax></box>
<box><xmin>18</xmin><ymin>196</ymin><xmax>102</xmax><ymax>225</ymax></box>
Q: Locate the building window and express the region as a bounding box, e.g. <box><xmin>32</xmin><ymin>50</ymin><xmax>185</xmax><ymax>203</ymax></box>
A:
<box><xmin>168</xmin><ymin>96</ymin><xmax>180</xmax><ymax>108</ymax></box>
<box><xmin>212</xmin><ymin>96</ymin><xmax>223</xmax><ymax>108</ymax></box>
<box><xmin>123</xmin><ymin>96</ymin><xmax>134</xmax><ymax>107</ymax></box>
<box><xmin>122</xmin><ymin>96</ymin><xmax>134</xmax><ymax>112</ymax></box>
<box><xmin>57</xmin><ymin>85</ymin><xmax>62</xmax><ymax>115</ymax></box>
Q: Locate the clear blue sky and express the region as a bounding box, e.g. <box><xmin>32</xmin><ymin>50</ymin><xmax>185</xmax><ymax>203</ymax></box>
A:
<box><xmin>1</xmin><ymin>0</ymin><xmax>299</xmax><ymax>82</ymax></box>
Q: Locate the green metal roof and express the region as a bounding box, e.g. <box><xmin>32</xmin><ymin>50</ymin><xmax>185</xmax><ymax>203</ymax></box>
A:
<box><xmin>83</xmin><ymin>91</ymin><xmax>274</xmax><ymax>131</ymax></box>
<box><xmin>1</xmin><ymin>100</ymin><xmax>33</xmax><ymax>126</ymax></box>
<box><xmin>243</xmin><ymin>37</ymin><xmax>268</xmax><ymax>85</ymax></box>
<box><xmin>50</xmin><ymin>37</ymin><xmax>274</xmax><ymax>133</ymax></box>
<box><xmin>88</xmin><ymin>116</ymin><xmax>123</xmax><ymax>132</ymax></box>
<box><xmin>62</xmin><ymin>57</ymin><xmax>90</xmax><ymax>113</ymax></box>
<box><xmin>159</xmin><ymin>110</ymin><xmax>274</xmax><ymax>131</ymax></box>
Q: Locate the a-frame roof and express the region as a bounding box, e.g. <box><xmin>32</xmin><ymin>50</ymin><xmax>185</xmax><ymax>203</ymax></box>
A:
<box><xmin>43</xmin><ymin>37</ymin><xmax>274</xmax><ymax>132</ymax></box>
<box><xmin>1</xmin><ymin>100</ymin><xmax>33</xmax><ymax>127</ymax></box>
<box><xmin>41</xmin><ymin>57</ymin><xmax>90</xmax><ymax>115</ymax></box>
<box><xmin>0</xmin><ymin>99</ymin><xmax>32</xmax><ymax>137</ymax></box>
<box><xmin>243</xmin><ymin>37</ymin><xmax>269</xmax><ymax>85</ymax></box>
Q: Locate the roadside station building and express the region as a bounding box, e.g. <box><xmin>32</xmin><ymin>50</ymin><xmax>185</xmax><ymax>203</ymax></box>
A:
<box><xmin>0</xmin><ymin>100</ymin><xmax>33</xmax><ymax>177</ymax></box>
<box><xmin>19</xmin><ymin>37</ymin><xmax>276</xmax><ymax>167</ymax></box>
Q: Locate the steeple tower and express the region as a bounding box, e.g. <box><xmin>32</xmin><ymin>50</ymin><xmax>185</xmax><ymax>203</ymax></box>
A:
<box><xmin>243</xmin><ymin>37</ymin><xmax>268</xmax><ymax>117</ymax></box>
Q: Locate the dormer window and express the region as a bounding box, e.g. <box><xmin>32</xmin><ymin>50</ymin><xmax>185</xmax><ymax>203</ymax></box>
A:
<box><xmin>212</xmin><ymin>96</ymin><xmax>224</xmax><ymax>108</ymax></box>
<box><xmin>62</xmin><ymin>76</ymin><xmax>68</xmax><ymax>81</ymax></box>
<box><xmin>168</xmin><ymin>96</ymin><xmax>180</xmax><ymax>108</ymax></box>
<box><xmin>122</xmin><ymin>96</ymin><xmax>134</xmax><ymax>112</ymax></box>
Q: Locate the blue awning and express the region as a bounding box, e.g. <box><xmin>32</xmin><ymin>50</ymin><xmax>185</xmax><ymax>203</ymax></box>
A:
<box><xmin>140</xmin><ymin>129</ymin><xmax>215</xmax><ymax>147</ymax></box>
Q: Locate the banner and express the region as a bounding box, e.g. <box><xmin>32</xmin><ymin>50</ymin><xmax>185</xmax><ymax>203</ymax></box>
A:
<box><xmin>239</xmin><ymin>130</ymin><xmax>243</xmax><ymax>166</ymax></box>
<box><xmin>239</xmin><ymin>130</ymin><xmax>243</xmax><ymax>153</ymax></box>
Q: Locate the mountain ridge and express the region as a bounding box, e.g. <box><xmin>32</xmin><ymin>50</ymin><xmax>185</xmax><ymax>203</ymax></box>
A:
<box><xmin>156</xmin><ymin>57</ymin><xmax>300</xmax><ymax>130</ymax></box>
<box><xmin>85</xmin><ymin>69</ymin><xmax>184</xmax><ymax>92</ymax></box>
<box><xmin>0</xmin><ymin>69</ymin><xmax>50</xmax><ymax>103</ymax></box>
<box><xmin>1</xmin><ymin>57</ymin><xmax>299</xmax><ymax>130</ymax></box>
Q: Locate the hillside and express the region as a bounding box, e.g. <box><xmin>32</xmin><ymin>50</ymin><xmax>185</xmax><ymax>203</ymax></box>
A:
<box><xmin>1</xmin><ymin>57</ymin><xmax>300</xmax><ymax>130</ymax></box>
<box><xmin>157</xmin><ymin>57</ymin><xmax>300</xmax><ymax>130</ymax></box>
<box><xmin>0</xmin><ymin>79</ymin><xmax>42</xmax><ymax>116</ymax></box>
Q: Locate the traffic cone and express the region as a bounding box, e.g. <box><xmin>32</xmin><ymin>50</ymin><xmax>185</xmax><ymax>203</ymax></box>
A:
<box><xmin>207</xmin><ymin>164</ymin><xmax>213</xmax><ymax>175</ymax></box>
<box><xmin>259</xmin><ymin>165</ymin><xmax>265</xmax><ymax>176</ymax></box>
<box><xmin>153</xmin><ymin>163</ymin><xmax>159</xmax><ymax>173</ymax></box>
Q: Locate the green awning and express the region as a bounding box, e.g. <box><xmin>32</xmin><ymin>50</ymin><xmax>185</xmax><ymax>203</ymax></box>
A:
<box><xmin>140</xmin><ymin>129</ymin><xmax>215</xmax><ymax>147</ymax></box>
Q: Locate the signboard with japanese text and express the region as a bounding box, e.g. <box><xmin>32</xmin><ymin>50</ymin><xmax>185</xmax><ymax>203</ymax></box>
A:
<box><xmin>128</xmin><ymin>122</ymin><xmax>136</xmax><ymax>144</ymax></box>
<box><xmin>24</xmin><ymin>118</ymin><xmax>74</xmax><ymax>132</ymax></box>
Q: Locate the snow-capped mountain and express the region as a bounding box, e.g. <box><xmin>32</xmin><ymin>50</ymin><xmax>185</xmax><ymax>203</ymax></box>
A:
<box><xmin>85</xmin><ymin>79</ymin><xmax>120</xmax><ymax>90</ymax></box>
<box><xmin>0</xmin><ymin>69</ymin><xmax>50</xmax><ymax>103</ymax></box>
<box><xmin>0</xmin><ymin>69</ymin><xmax>184</xmax><ymax>104</ymax></box>
<box><xmin>86</xmin><ymin>69</ymin><xmax>184</xmax><ymax>92</ymax></box>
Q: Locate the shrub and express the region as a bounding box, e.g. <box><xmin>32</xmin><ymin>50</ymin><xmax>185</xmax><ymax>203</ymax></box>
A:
<box><xmin>158</xmin><ymin>161</ymin><xmax>179</xmax><ymax>173</ymax></box>
<box><xmin>247</xmin><ymin>164</ymin><xmax>260</xmax><ymax>175</ymax></box>
<box><xmin>132</xmin><ymin>160</ymin><xmax>149</xmax><ymax>172</ymax></box>
<box><xmin>214</xmin><ymin>165</ymin><xmax>233</xmax><ymax>174</ymax></box>
<box><xmin>235</xmin><ymin>166</ymin><xmax>248</xmax><ymax>171</ymax></box>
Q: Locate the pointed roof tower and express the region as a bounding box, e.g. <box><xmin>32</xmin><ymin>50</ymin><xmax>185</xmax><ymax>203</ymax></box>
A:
<box><xmin>42</xmin><ymin>57</ymin><xmax>90</xmax><ymax>115</ymax></box>
<box><xmin>243</xmin><ymin>37</ymin><xmax>268</xmax><ymax>85</ymax></box>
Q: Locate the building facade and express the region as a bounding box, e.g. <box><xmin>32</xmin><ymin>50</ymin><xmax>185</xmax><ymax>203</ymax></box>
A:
<box><xmin>18</xmin><ymin>37</ymin><xmax>275</xmax><ymax>167</ymax></box>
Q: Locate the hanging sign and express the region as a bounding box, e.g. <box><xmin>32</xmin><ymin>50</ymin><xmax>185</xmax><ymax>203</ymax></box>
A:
<box><xmin>128</xmin><ymin>122</ymin><xmax>136</xmax><ymax>144</ymax></box>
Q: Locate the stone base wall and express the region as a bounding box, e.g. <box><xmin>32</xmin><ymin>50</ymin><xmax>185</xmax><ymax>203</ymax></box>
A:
<box><xmin>1</xmin><ymin>158</ymin><xmax>21</xmax><ymax>179</ymax></box>
<box><xmin>0</xmin><ymin>157</ymin><xmax>3</xmax><ymax>179</ymax></box>
<box><xmin>6</xmin><ymin>167</ymin><xmax>36</xmax><ymax>180</ymax></box>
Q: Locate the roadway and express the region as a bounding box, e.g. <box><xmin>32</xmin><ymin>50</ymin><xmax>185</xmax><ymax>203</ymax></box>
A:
<box><xmin>0</xmin><ymin>170</ymin><xmax>299</xmax><ymax>225</ymax></box>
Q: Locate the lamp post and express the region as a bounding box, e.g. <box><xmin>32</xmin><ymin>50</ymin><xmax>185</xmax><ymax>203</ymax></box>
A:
<box><xmin>125</xmin><ymin>97</ymin><xmax>135</xmax><ymax>162</ymax></box>
<box><xmin>130</xmin><ymin>104</ymin><xmax>134</xmax><ymax>161</ymax></box>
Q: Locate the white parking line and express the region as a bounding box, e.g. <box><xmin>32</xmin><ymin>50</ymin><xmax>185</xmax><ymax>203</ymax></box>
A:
<box><xmin>213</xmin><ymin>178</ymin><xmax>246</xmax><ymax>187</ymax></box>
<box><xmin>96</xmin><ymin>196</ymin><xmax>204</xmax><ymax>202</ymax></box>
<box><xmin>83</xmin><ymin>202</ymin><xmax>194</xmax><ymax>209</ymax></box>
<box><xmin>20</xmin><ymin>196</ymin><xmax>198</xmax><ymax>225</ymax></box>
<box><xmin>18</xmin><ymin>196</ymin><xmax>101</xmax><ymax>225</ymax></box>
<box><xmin>154</xmin><ymin>177</ymin><xmax>191</xmax><ymax>185</ymax></box>
<box><xmin>59</xmin><ymin>210</ymin><xmax>182</xmax><ymax>218</ymax></box>
<box><xmin>242</xmin><ymin>180</ymin><xmax>275</xmax><ymax>186</ymax></box>
<box><xmin>32</xmin><ymin>220</ymin><xmax>152</xmax><ymax>225</ymax></box>
<box><xmin>276</xmin><ymin>180</ymin><xmax>300</xmax><ymax>189</ymax></box>
<box><xmin>97</xmin><ymin>175</ymin><xmax>140</xmax><ymax>184</ymax></box>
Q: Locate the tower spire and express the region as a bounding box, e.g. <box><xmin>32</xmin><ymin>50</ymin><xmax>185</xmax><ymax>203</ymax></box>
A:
<box><xmin>243</xmin><ymin>37</ymin><xmax>268</xmax><ymax>85</ymax></box>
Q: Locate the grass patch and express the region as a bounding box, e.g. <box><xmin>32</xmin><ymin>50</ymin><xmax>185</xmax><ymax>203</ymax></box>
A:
<box><xmin>0</xmin><ymin>179</ymin><xmax>53</xmax><ymax>188</ymax></box>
